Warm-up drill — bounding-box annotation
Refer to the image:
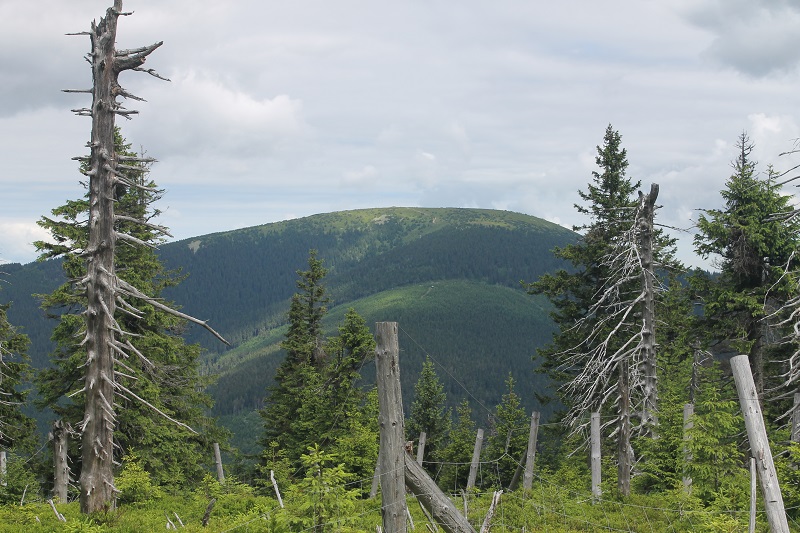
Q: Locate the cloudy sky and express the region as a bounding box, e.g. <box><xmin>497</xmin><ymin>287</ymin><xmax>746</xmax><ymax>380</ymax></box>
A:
<box><xmin>1</xmin><ymin>0</ymin><xmax>799</xmax><ymax>268</ymax></box>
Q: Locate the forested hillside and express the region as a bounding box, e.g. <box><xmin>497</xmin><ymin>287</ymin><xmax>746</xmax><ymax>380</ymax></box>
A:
<box><xmin>1</xmin><ymin>207</ymin><xmax>576</xmax><ymax>445</ymax></box>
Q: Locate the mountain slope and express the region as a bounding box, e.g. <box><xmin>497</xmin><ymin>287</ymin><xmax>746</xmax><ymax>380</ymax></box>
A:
<box><xmin>1</xmin><ymin>207</ymin><xmax>577</xmax><ymax>446</ymax></box>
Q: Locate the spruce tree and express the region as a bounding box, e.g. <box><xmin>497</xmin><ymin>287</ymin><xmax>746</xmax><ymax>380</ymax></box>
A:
<box><xmin>484</xmin><ymin>375</ymin><xmax>528</xmax><ymax>488</ymax></box>
<box><xmin>261</xmin><ymin>250</ymin><xmax>330</xmax><ymax>463</ymax></box>
<box><xmin>261</xmin><ymin>253</ymin><xmax>375</xmax><ymax>472</ymax></box>
<box><xmin>407</xmin><ymin>356</ymin><xmax>451</xmax><ymax>471</ymax></box>
<box><xmin>34</xmin><ymin>129</ymin><xmax>227</xmax><ymax>487</ymax></box>
<box><xmin>527</xmin><ymin>124</ymin><xmax>640</xmax><ymax>396</ymax></box>
<box><xmin>0</xmin><ymin>301</ymin><xmax>35</xmax><ymax>454</ymax></box>
<box><xmin>693</xmin><ymin>132</ymin><xmax>800</xmax><ymax>399</ymax></box>
<box><xmin>438</xmin><ymin>398</ymin><xmax>477</xmax><ymax>491</ymax></box>
<box><xmin>526</xmin><ymin>125</ymin><xmax>641</xmax><ymax>494</ymax></box>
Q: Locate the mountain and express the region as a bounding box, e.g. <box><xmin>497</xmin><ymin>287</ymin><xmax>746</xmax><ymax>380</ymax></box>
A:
<box><xmin>1</xmin><ymin>207</ymin><xmax>577</xmax><ymax>450</ymax></box>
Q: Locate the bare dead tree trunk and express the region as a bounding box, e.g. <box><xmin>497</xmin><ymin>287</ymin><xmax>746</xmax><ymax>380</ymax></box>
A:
<box><xmin>522</xmin><ymin>410</ymin><xmax>539</xmax><ymax>491</ymax></box>
<box><xmin>79</xmin><ymin>2</ymin><xmax>128</xmax><ymax>511</ymax></box>
<box><xmin>617</xmin><ymin>360</ymin><xmax>632</xmax><ymax>497</ymax></box>
<box><xmin>591</xmin><ymin>412</ymin><xmax>601</xmax><ymax>501</ymax></box>
<box><xmin>791</xmin><ymin>393</ymin><xmax>800</xmax><ymax>443</ymax></box>
<box><xmin>638</xmin><ymin>184</ymin><xmax>659</xmax><ymax>431</ymax></box>
<box><xmin>66</xmin><ymin>1</ymin><xmax>226</xmax><ymax>513</ymax></box>
<box><xmin>682</xmin><ymin>403</ymin><xmax>694</xmax><ymax>493</ymax></box>
<box><xmin>52</xmin><ymin>421</ymin><xmax>70</xmax><ymax>502</ymax></box>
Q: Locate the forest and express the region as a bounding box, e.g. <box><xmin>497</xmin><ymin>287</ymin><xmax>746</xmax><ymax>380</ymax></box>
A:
<box><xmin>3</xmin><ymin>2</ymin><xmax>800</xmax><ymax>532</ymax></box>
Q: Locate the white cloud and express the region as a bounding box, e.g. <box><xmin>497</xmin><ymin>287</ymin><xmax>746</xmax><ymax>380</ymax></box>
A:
<box><xmin>129</xmin><ymin>70</ymin><xmax>307</xmax><ymax>158</ymax></box>
<box><xmin>0</xmin><ymin>221</ymin><xmax>51</xmax><ymax>265</ymax></box>
<box><xmin>681</xmin><ymin>0</ymin><xmax>800</xmax><ymax>76</ymax></box>
<box><xmin>342</xmin><ymin>165</ymin><xmax>378</xmax><ymax>186</ymax></box>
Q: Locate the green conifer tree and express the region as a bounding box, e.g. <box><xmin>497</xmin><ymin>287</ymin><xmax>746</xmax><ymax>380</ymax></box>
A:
<box><xmin>484</xmin><ymin>375</ymin><xmax>528</xmax><ymax>488</ymax></box>
<box><xmin>694</xmin><ymin>132</ymin><xmax>800</xmax><ymax>400</ymax></box>
<box><xmin>407</xmin><ymin>356</ymin><xmax>451</xmax><ymax>470</ymax></box>
<box><xmin>438</xmin><ymin>398</ymin><xmax>477</xmax><ymax>492</ymax></box>
<box><xmin>261</xmin><ymin>254</ymin><xmax>375</xmax><ymax>472</ymax></box>
<box><xmin>0</xmin><ymin>301</ymin><xmax>35</xmax><ymax>453</ymax></box>
<box><xmin>526</xmin><ymin>124</ymin><xmax>640</xmax><ymax>402</ymax></box>
<box><xmin>34</xmin><ymin>129</ymin><xmax>227</xmax><ymax>487</ymax></box>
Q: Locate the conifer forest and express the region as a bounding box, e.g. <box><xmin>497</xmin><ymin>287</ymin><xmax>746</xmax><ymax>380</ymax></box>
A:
<box><xmin>3</xmin><ymin>2</ymin><xmax>800</xmax><ymax>532</ymax></box>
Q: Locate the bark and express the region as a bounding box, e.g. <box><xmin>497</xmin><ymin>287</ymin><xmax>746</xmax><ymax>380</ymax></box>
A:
<box><xmin>52</xmin><ymin>421</ymin><xmax>70</xmax><ymax>502</ymax></box>
<box><xmin>466</xmin><ymin>429</ymin><xmax>483</xmax><ymax>491</ymax></box>
<box><xmin>404</xmin><ymin>451</ymin><xmax>477</xmax><ymax>533</ymax></box>
<box><xmin>591</xmin><ymin>412</ymin><xmax>601</xmax><ymax>501</ymax></box>
<box><xmin>638</xmin><ymin>184</ymin><xmax>659</xmax><ymax>430</ymax></box>
<box><xmin>731</xmin><ymin>355</ymin><xmax>789</xmax><ymax>533</ymax></box>
<box><xmin>375</xmin><ymin>322</ymin><xmax>407</xmax><ymax>533</ymax></box>
<box><xmin>617</xmin><ymin>360</ymin><xmax>631</xmax><ymax>497</ymax></box>
<box><xmin>80</xmin><ymin>2</ymin><xmax>124</xmax><ymax>512</ymax></box>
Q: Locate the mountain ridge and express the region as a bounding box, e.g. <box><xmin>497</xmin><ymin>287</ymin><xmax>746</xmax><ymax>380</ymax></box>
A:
<box><xmin>1</xmin><ymin>207</ymin><xmax>577</xmax><ymax>446</ymax></box>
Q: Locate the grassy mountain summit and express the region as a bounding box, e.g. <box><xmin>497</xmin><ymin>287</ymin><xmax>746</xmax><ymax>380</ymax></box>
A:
<box><xmin>2</xmin><ymin>207</ymin><xmax>576</xmax><ymax>447</ymax></box>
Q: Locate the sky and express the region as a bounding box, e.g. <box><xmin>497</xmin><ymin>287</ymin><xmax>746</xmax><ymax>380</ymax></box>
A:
<box><xmin>1</xmin><ymin>0</ymin><xmax>800</xmax><ymax>269</ymax></box>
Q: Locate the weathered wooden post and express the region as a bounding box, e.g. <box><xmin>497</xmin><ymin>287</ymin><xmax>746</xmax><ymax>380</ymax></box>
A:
<box><xmin>523</xmin><ymin>411</ymin><xmax>540</xmax><ymax>491</ymax></box>
<box><xmin>591</xmin><ymin>412</ymin><xmax>601</xmax><ymax>501</ymax></box>
<box><xmin>404</xmin><ymin>451</ymin><xmax>477</xmax><ymax>533</ymax></box>
<box><xmin>213</xmin><ymin>442</ymin><xmax>225</xmax><ymax>483</ymax></box>
<box><xmin>731</xmin><ymin>355</ymin><xmax>789</xmax><ymax>533</ymax></box>
<box><xmin>750</xmin><ymin>457</ymin><xmax>757</xmax><ymax>533</ymax></box>
<box><xmin>417</xmin><ymin>432</ymin><xmax>427</xmax><ymax>466</ymax></box>
<box><xmin>370</xmin><ymin>451</ymin><xmax>381</xmax><ymax>498</ymax></box>
<box><xmin>466</xmin><ymin>429</ymin><xmax>484</xmax><ymax>491</ymax></box>
<box><xmin>0</xmin><ymin>451</ymin><xmax>6</xmax><ymax>487</ymax></box>
<box><xmin>682</xmin><ymin>403</ymin><xmax>693</xmax><ymax>493</ymax></box>
<box><xmin>791</xmin><ymin>393</ymin><xmax>800</xmax><ymax>443</ymax></box>
<box><xmin>52</xmin><ymin>420</ymin><xmax>70</xmax><ymax>502</ymax></box>
<box><xmin>375</xmin><ymin>322</ymin><xmax>408</xmax><ymax>533</ymax></box>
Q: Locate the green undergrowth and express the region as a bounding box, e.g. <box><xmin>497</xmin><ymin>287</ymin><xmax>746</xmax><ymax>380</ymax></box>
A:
<box><xmin>0</xmin><ymin>479</ymin><xmax>784</xmax><ymax>532</ymax></box>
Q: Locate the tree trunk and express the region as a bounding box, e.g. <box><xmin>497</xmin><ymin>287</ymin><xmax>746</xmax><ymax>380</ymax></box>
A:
<box><xmin>791</xmin><ymin>393</ymin><xmax>800</xmax><ymax>444</ymax></box>
<box><xmin>213</xmin><ymin>443</ymin><xmax>225</xmax><ymax>483</ymax></box>
<box><xmin>80</xmin><ymin>2</ymin><xmax>124</xmax><ymax>513</ymax></box>
<box><xmin>617</xmin><ymin>361</ymin><xmax>631</xmax><ymax>497</ymax></box>
<box><xmin>591</xmin><ymin>412</ymin><xmax>601</xmax><ymax>501</ymax></box>
<box><xmin>375</xmin><ymin>322</ymin><xmax>407</xmax><ymax>533</ymax></box>
<box><xmin>53</xmin><ymin>421</ymin><xmax>70</xmax><ymax>502</ymax></box>
<box><xmin>522</xmin><ymin>411</ymin><xmax>540</xmax><ymax>491</ymax></box>
<box><xmin>682</xmin><ymin>403</ymin><xmax>693</xmax><ymax>493</ymax></box>
<box><xmin>638</xmin><ymin>184</ymin><xmax>659</xmax><ymax>431</ymax></box>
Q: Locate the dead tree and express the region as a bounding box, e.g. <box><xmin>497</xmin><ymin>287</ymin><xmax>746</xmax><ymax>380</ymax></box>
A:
<box><xmin>65</xmin><ymin>1</ymin><xmax>225</xmax><ymax>513</ymax></box>
<box><xmin>556</xmin><ymin>183</ymin><xmax>661</xmax><ymax>495</ymax></box>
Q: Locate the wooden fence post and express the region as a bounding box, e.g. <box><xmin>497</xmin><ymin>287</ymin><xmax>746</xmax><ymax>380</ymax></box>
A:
<box><xmin>0</xmin><ymin>451</ymin><xmax>6</xmax><ymax>487</ymax></box>
<box><xmin>523</xmin><ymin>411</ymin><xmax>540</xmax><ymax>491</ymax></box>
<box><xmin>375</xmin><ymin>322</ymin><xmax>408</xmax><ymax>533</ymax></box>
<box><xmin>682</xmin><ymin>403</ymin><xmax>694</xmax><ymax>493</ymax></box>
<box><xmin>213</xmin><ymin>442</ymin><xmax>225</xmax><ymax>483</ymax></box>
<box><xmin>417</xmin><ymin>432</ymin><xmax>426</xmax><ymax>466</ymax></box>
<box><xmin>466</xmin><ymin>429</ymin><xmax>484</xmax><ymax>491</ymax></box>
<box><xmin>791</xmin><ymin>393</ymin><xmax>800</xmax><ymax>443</ymax></box>
<box><xmin>731</xmin><ymin>355</ymin><xmax>789</xmax><ymax>533</ymax></box>
<box><xmin>52</xmin><ymin>420</ymin><xmax>70</xmax><ymax>502</ymax></box>
<box><xmin>591</xmin><ymin>412</ymin><xmax>601</xmax><ymax>501</ymax></box>
<box><xmin>750</xmin><ymin>457</ymin><xmax>757</xmax><ymax>533</ymax></box>
<box><xmin>370</xmin><ymin>451</ymin><xmax>381</xmax><ymax>499</ymax></box>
